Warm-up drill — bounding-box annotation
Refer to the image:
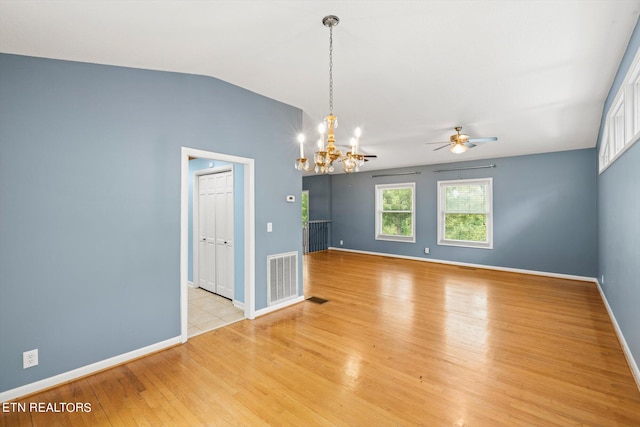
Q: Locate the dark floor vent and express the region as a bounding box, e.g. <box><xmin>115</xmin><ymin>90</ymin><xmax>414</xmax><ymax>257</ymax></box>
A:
<box><xmin>306</xmin><ymin>296</ymin><xmax>329</xmax><ymax>304</ymax></box>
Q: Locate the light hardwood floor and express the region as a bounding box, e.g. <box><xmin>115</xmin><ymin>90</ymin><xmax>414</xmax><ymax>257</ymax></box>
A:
<box><xmin>2</xmin><ymin>251</ymin><xmax>640</xmax><ymax>426</ymax></box>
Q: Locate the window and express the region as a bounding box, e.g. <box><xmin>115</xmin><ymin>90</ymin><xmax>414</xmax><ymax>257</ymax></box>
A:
<box><xmin>375</xmin><ymin>182</ymin><xmax>415</xmax><ymax>242</ymax></box>
<box><xmin>631</xmin><ymin>60</ymin><xmax>640</xmax><ymax>138</ymax></box>
<box><xmin>437</xmin><ymin>178</ymin><xmax>493</xmax><ymax>249</ymax></box>
<box><xmin>611</xmin><ymin>96</ymin><xmax>626</xmax><ymax>153</ymax></box>
<box><xmin>599</xmin><ymin>122</ymin><xmax>611</xmax><ymax>167</ymax></box>
<box><xmin>633</xmin><ymin>71</ymin><xmax>640</xmax><ymax>133</ymax></box>
<box><xmin>599</xmin><ymin>44</ymin><xmax>640</xmax><ymax>173</ymax></box>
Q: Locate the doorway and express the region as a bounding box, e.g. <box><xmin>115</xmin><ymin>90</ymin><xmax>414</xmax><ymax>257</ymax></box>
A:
<box><xmin>302</xmin><ymin>190</ymin><xmax>309</xmax><ymax>253</ymax></box>
<box><xmin>180</xmin><ymin>147</ymin><xmax>256</xmax><ymax>343</ymax></box>
<box><xmin>302</xmin><ymin>190</ymin><xmax>309</xmax><ymax>224</ymax></box>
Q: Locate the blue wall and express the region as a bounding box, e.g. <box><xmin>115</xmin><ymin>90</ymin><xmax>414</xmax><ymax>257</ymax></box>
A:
<box><xmin>302</xmin><ymin>174</ymin><xmax>332</xmax><ymax>221</ymax></box>
<box><xmin>597</xmin><ymin>17</ymin><xmax>640</xmax><ymax>372</ymax></box>
<box><xmin>0</xmin><ymin>54</ymin><xmax>302</xmax><ymax>393</ymax></box>
<box><xmin>314</xmin><ymin>149</ymin><xmax>597</xmax><ymax>278</ymax></box>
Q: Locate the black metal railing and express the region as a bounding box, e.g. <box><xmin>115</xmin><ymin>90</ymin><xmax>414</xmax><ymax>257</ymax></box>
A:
<box><xmin>303</xmin><ymin>220</ymin><xmax>331</xmax><ymax>254</ymax></box>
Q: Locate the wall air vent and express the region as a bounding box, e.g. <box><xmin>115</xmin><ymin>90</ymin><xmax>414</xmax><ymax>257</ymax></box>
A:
<box><xmin>267</xmin><ymin>252</ymin><xmax>298</xmax><ymax>306</ymax></box>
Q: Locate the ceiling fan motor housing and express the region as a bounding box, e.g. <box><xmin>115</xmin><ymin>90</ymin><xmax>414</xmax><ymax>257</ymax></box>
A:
<box><xmin>451</xmin><ymin>133</ymin><xmax>469</xmax><ymax>144</ymax></box>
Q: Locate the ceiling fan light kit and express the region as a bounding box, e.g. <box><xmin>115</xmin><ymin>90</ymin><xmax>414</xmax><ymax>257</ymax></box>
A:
<box><xmin>450</xmin><ymin>143</ymin><xmax>469</xmax><ymax>154</ymax></box>
<box><xmin>426</xmin><ymin>126</ymin><xmax>498</xmax><ymax>154</ymax></box>
<box><xmin>295</xmin><ymin>15</ymin><xmax>366</xmax><ymax>174</ymax></box>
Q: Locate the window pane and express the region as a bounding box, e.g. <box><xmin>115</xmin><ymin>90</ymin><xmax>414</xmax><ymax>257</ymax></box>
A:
<box><xmin>445</xmin><ymin>184</ymin><xmax>486</xmax><ymax>213</ymax></box>
<box><xmin>444</xmin><ymin>213</ymin><xmax>487</xmax><ymax>242</ymax></box>
<box><xmin>382</xmin><ymin>188</ymin><xmax>412</xmax><ymax>211</ymax></box>
<box><xmin>381</xmin><ymin>212</ymin><xmax>412</xmax><ymax>236</ymax></box>
<box><xmin>635</xmin><ymin>79</ymin><xmax>640</xmax><ymax>133</ymax></box>
<box><xmin>613</xmin><ymin>99</ymin><xmax>625</xmax><ymax>152</ymax></box>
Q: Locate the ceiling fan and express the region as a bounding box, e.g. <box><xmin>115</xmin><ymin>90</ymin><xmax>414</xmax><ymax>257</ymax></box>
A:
<box><xmin>338</xmin><ymin>146</ymin><xmax>377</xmax><ymax>161</ymax></box>
<box><xmin>426</xmin><ymin>126</ymin><xmax>498</xmax><ymax>154</ymax></box>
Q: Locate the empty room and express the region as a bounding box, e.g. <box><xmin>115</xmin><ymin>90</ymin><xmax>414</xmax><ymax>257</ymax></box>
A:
<box><xmin>1</xmin><ymin>1</ymin><xmax>640</xmax><ymax>425</ymax></box>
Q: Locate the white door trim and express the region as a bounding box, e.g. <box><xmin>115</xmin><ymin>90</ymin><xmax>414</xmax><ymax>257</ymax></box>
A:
<box><xmin>180</xmin><ymin>147</ymin><xmax>256</xmax><ymax>344</ymax></box>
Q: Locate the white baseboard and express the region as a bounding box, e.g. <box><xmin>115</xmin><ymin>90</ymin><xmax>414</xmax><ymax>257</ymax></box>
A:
<box><xmin>328</xmin><ymin>247</ymin><xmax>596</xmax><ymax>282</ymax></box>
<box><xmin>254</xmin><ymin>296</ymin><xmax>305</xmax><ymax>318</ymax></box>
<box><xmin>593</xmin><ymin>280</ymin><xmax>640</xmax><ymax>391</ymax></box>
<box><xmin>0</xmin><ymin>336</ymin><xmax>181</xmax><ymax>403</ymax></box>
<box><xmin>328</xmin><ymin>246</ymin><xmax>640</xmax><ymax>391</ymax></box>
<box><xmin>233</xmin><ymin>300</ymin><xmax>245</xmax><ymax>310</ymax></box>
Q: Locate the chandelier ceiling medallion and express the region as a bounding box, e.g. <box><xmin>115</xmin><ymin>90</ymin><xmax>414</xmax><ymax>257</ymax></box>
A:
<box><xmin>295</xmin><ymin>15</ymin><xmax>365</xmax><ymax>174</ymax></box>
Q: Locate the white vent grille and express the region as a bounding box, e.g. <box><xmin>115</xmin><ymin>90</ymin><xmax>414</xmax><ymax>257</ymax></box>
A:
<box><xmin>267</xmin><ymin>252</ymin><xmax>298</xmax><ymax>306</ymax></box>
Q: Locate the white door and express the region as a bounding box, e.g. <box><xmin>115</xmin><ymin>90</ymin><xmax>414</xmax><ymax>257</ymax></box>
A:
<box><xmin>214</xmin><ymin>171</ymin><xmax>234</xmax><ymax>299</ymax></box>
<box><xmin>197</xmin><ymin>170</ymin><xmax>234</xmax><ymax>299</ymax></box>
<box><xmin>198</xmin><ymin>175</ymin><xmax>217</xmax><ymax>293</ymax></box>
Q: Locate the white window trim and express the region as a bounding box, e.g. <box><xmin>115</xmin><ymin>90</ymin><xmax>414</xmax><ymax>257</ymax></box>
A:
<box><xmin>599</xmin><ymin>43</ymin><xmax>640</xmax><ymax>173</ymax></box>
<box><xmin>437</xmin><ymin>177</ymin><xmax>493</xmax><ymax>249</ymax></box>
<box><xmin>375</xmin><ymin>182</ymin><xmax>416</xmax><ymax>243</ymax></box>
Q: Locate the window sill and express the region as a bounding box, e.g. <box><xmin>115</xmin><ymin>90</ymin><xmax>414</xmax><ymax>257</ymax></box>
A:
<box><xmin>376</xmin><ymin>235</ymin><xmax>416</xmax><ymax>243</ymax></box>
<box><xmin>437</xmin><ymin>239</ymin><xmax>493</xmax><ymax>249</ymax></box>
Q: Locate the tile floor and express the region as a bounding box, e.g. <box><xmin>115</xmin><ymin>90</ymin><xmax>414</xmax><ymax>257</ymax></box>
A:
<box><xmin>188</xmin><ymin>286</ymin><xmax>245</xmax><ymax>337</ymax></box>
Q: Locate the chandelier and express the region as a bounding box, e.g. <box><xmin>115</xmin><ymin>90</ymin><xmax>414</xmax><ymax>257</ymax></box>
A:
<box><xmin>295</xmin><ymin>15</ymin><xmax>365</xmax><ymax>174</ymax></box>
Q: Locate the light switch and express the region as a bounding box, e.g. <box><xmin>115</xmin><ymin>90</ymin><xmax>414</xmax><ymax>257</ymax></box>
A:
<box><xmin>267</xmin><ymin>222</ymin><xmax>273</xmax><ymax>232</ymax></box>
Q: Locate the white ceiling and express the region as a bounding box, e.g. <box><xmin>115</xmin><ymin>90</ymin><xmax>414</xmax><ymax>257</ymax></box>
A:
<box><xmin>1</xmin><ymin>0</ymin><xmax>639</xmax><ymax>171</ymax></box>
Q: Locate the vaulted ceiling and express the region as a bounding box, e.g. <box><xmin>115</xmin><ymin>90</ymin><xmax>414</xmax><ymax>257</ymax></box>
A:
<box><xmin>1</xmin><ymin>0</ymin><xmax>639</xmax><ymax>170</ymax></box>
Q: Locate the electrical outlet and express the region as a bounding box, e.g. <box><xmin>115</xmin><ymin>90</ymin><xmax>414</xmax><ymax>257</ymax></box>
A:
<box><xmin>601</xmin><ymin>275</ymin><xmax>605</xmax><ymax>285</ymax></box>
<box><xmin>340</xmin><ymin>240</ymin><xmax>344</xmax><ymax>245</ymax></box>
<box><xmin>23</xmin><ymin>349</ymin><xmax>38</xmax><ymax>369</ymax></box>
<box><xmin>424</xmin><ymin>247</ymin><xmax>430</xmax><ymax>254</ymax></box>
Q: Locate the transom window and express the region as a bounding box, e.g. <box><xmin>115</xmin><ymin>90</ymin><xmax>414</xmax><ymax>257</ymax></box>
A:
<box><xmin>599</xmin><ymin>43</ymin><xmax>640</xmax><ymax>173</ymax></box>
<box><xmin>437</xmin><ymin>178</ymin><xmax>493</xmax><ymax>249</ymax></box>
<box><xmin>375</xmin><ymin>182</ymin><xmax>416</xmax><ymax>242</ymax></box>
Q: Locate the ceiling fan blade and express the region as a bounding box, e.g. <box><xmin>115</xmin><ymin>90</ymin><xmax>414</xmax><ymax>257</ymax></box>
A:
<box><xmin>337</xmin><ymin>146</ymin><xmax>377</xmax><ymax>157</ymax></box>
<box><xmin>433</xmin><ymin>144</ymin><xmax>450</xmax><ymax>151</ymax></box>
<box><xmin>425</xmin><ymin>141</ymin><xmax>450</xmax><ymax>145</ymax></box>
<box><xmin>464</xmin><ymin>142</ymin><xmax>477</xmax><ymax>148</ymax></box>
<box><xmin>468</xmin><ymin>137</ymin><xmax>497</xmax><ymax>143</ymax></box>
<box><xmin>363</xmin><ymin>154</ymin><xmax>377</xmax><ymax>158</ymax></box>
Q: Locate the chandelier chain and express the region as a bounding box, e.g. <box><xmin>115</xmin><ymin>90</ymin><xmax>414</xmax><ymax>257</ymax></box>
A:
<box><xmin>329</xmin><ymin>24</ymin><xmax>333</xmax><ymax>115</ymax></box>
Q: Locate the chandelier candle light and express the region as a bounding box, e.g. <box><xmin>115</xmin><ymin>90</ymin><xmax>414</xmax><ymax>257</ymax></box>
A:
<box><xmin>295</xmin><ymin>15</ymin><xmax>365</xmax><ymax>174</ymax></box>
